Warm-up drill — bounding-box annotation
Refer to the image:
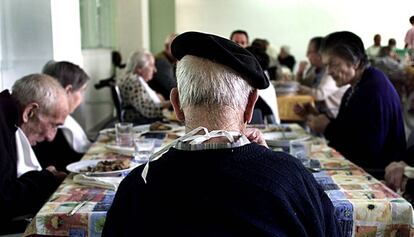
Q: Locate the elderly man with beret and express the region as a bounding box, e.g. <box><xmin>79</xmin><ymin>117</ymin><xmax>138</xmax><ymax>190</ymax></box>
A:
<box><xmin>103</xmin><ymin>32</ymin><xmax>341</xmax><ymax>237</ymax></box>
<box><xmin>0</xmin><ymin>74</ymin><xmax>68</xmax><ymax>234</ymax></box>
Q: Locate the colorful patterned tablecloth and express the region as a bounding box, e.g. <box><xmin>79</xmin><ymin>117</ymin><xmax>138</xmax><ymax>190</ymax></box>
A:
<box><xmin>23</xmin><ymin>136</ymin><xmax>130</xmax><ymax>237</ymax></box>
<box><xmin>24</xmin><ymin>124</ymin><xmax>414</xmax><ymax>237</ymax></box>
<box><xmin>311</xmin><ymin>145</ymin><xmax>414</xmax><ymax>237</ymax></box>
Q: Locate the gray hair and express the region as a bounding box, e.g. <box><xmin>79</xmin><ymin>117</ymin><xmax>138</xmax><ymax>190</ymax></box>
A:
<box><xmin>125</xmin><ymin>50</ymin><xmax>153</xmax><ymax>74</ymax></box>
<box><xmin>176</xmin><ymin>55</ymin><xmax>253</xmax><ymax>110</ymax></box>
<box><xmin>42</xmin><ymin>60</ymin><xmax>90</xmax><ymax>91</ymax></box>
<box><xmin>12</xmin><ymin>74</ymin><xmax>66</xmax><ymax>115</ymax></box>
<box><xmin>320</xmin><ymin>31</ymin><xmax>369</xmax><ymax>70</ymax></box>
<box><xmin>281</xmin><ymin>45</ymin><xmax>291</xmax><ymax>54</ymax></box>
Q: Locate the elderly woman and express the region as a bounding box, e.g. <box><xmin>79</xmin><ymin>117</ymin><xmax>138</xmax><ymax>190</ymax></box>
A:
<box><xmin>277</xmin><ymin>45</ymin><xmax>296</xmax><ymax>72</ymax></box>
<box><xmin>306</xmin><ymin>31</ymin><xmax>406</xmax><ymax>179</ymax></box>
<box><xmin>33</xmin><ymin>61</ymin><xmax>91</xmax><ymax>172</ymax></box>
<box><xmin>118</xmin><ymin>50</ymin><xmax>171</xmax><ymax>124</ymax></box>
<box><xmin>295</xmin><ymin>37</ymin><xmax>349</xmax><ymax>118</ymax></box>
<box><xmin>103</xmin><ymin>32</ymin><xmax>341</xmax><ymax>237</ymax></box>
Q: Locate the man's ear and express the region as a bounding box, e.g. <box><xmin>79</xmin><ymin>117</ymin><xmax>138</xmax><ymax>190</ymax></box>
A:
<box><xmin>65</xmin><ymin>84</ymin><xmax>73</xmax><ymax>94</ymax></box>
<box><xmin>170</xmin><ymin>88</ymin><xmax>185</xmax><ymax>121</ymax></box>
<box><xmin>244</xmin><ymin>90</ymin><xmax>258</xmax><ymax>123</ymax></box>
<box><xmin>22</xmin><ymin>103</ymin><xmax>39</xmax><ymax>123</ymax></box>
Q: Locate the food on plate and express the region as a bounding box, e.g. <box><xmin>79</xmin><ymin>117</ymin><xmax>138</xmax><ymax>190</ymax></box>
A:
<box><xmin>81</xmin><ymin>159</ymin><xmax>131</xmax><ymax>172</ymax></box>
<box><xmin>265</xmin><ymin>126</ymin><xmax>292</xmax><ymax>133</ymax></box>
<box><xmin>149</xmin><ymin>121</ymin><xmax>171</xmax><ymax>131</ymax></box>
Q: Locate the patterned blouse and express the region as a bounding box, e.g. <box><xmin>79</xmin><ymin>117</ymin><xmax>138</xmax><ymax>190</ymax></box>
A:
<box><xmin>118</xmin><ymin>73</ymin><xmax>163</xmax><ymax>122</ymax></box>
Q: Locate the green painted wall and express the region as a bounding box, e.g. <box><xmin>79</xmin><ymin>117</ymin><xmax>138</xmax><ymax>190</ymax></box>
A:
<box><xmin>149</xmin><ymin>0</ymin><xmax>175</xmax><ymax>54</ymax></box>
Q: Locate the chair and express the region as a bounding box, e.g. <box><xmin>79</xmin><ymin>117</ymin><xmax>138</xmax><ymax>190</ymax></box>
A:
<box><xmin>111</xmin><ymin>84</ymin><xmax>124</xmax><ymax>122</ymax></box>
<box><xmin>94</xmin><ymin>77</ymin><xmax>125</xmax><ymax>123</ymax></box>
<box><xmin>250</xmin><ymin>108</ymin><xmax>264</xmax><ymax>124</ymax></box>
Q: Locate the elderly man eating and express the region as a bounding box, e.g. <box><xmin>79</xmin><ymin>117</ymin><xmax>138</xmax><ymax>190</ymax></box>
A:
<box><xmin>0</xmin><ymin>74</ymin><xmax>68</xmax><ymax>234</ymax></box>
<box><xmin>103</xmin><ymin>32</ymin><xmax>341</xmax><ymax>237</ymax></box>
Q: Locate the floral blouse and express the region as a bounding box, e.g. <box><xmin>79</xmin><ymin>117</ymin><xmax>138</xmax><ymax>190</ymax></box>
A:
<box><xmin>118</xmin><ymin>73</ymin><xmax>163</xmax><ymax>122</ymax></box>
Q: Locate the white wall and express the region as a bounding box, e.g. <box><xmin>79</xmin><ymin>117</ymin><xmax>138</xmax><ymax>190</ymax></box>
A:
<box><xmin>50</xmin><ymin>0</ymin><xmax>83</xmax><ymax>65</ymax></box>
<box><xmin>176</xmin><ymin>0</ymin><xmax>414</xmax><ymax>71</ymax></box>
<box><xmin>0</xmin><ymin>0</ymin><xmax>83</xmax><ymax>91</ymax></box>
<box><xmin>80</xmin><ymin>48</ymin><xmax>113</xmax><ymax>135</ymax></box>
<box><xmin>0</xmin><ymin>0</ymin><xmax>54</xmax><ymax>90</ymax></box>
<box><xmin>76</xmin><ymin>0</ymin><xmax>151</xmax><ymax>136</ymax></box>
<box><xmin>116</xmin><ymin>0</ymin><xmax>150</xmax><ymax>59</ymax></box>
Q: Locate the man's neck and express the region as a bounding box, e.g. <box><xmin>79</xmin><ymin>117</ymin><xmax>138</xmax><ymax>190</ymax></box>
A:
<box><xmin>183</xmin><ymin>106</ymin><xmax>244</xmax><ymax>133</ymax></box>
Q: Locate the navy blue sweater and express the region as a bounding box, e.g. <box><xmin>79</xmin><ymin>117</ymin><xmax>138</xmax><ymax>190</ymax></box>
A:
<box><xmin>103</xmin><ymin>143</ymin><xmax>342</xmax><ymax>237</ymax></box>
<box><xmin>325</xmin><ymin>67</ymin><xmax>406</xmax><ymax>178</ymax></box>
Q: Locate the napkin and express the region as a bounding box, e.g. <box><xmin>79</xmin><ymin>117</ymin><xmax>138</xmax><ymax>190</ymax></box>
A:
<box><xmin>404</xmin><ymin>166</ymin><xmax>414</xmax><ymax>178</ymax></box>
<box><xmin>73</xmin><ymin>174</ymin><xmax>123</xmax><ymax>190</ymax></box>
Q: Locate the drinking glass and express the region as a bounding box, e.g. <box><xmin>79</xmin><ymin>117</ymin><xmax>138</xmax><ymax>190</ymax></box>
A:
<box><xmin>115</xmin><ymin>122</ymin><xmax>133</xmax><ymax>147</ymax></box>
<box><xmin>289</xmin><ymin>139</ymin><xmax>311</xmax><ymax>167</ymax></box>
<box><xmin>133</xmin><ymin>138</ymin><xmax>155</xmax><ymax>163</ymax></box>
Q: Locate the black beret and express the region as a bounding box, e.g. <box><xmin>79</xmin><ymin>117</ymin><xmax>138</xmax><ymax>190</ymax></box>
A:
<box><xmin>171</xmin><ymin>31</ymin><xmax>269</xmax><ymax>89</ymax></box>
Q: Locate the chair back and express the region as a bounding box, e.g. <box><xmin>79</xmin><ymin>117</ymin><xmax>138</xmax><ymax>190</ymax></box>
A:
<box><xmin>94</xmin><ymin>77</ymin><xmax>125</xmax><ymax>122</ymax></box>
<box><xmin>111</xmin><ymin>84</ymin><xmax>124</xmax><ymax>122</ymax></box>
<box><xmin>250</xmin><ymin>108</ymin><xmax>264</xmax><ymax>124</ymax></box>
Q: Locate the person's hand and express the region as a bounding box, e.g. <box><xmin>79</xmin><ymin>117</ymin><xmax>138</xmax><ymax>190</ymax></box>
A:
<box><xmin>293</xmin><ymin>103</ymin><xmax>307</xmax><ymax>117</ymax></box>
<box><xmin>385</xmin><ymin>161</ymin><xmax>407</xmax><ymax>191</ymax></box>
<box><xmin>306</xmin><ymin>114</ymin><xmax>330</xmax><ymax>134</ymax></box>
<box><xmin>46</xmin><ymin>165</ymin><xmax>67</xmax><ymax>182</ymax></box>
<box><xmin>294</xmin><ymin>102</ymin><xmax>318</xmax><ymax>118</ymax></box>
<box><xmin>243</xmin><ymin>128</ymin><xmax>268</xmax><ymax>148</ymax></box>
<box><xmin>297</xmin><ymin>61</ymin><xmax>308</xmax><ymax>75</ymax></box>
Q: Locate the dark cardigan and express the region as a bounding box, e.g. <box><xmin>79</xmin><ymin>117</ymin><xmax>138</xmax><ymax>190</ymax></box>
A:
<box><xmin>103</xmin><ymin>143</ymin><xmax>342</xmax><ymax>237</ymax></box>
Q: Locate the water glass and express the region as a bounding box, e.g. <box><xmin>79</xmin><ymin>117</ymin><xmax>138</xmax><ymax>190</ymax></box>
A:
<box><xmin>115</xmin><ymin>122</ymin><xmax>133</xmax><ymax>147</ymax></box>
<box><xmin>289</xmin><ymin>139</ymin><xmax>311</xmax><ymax>167</ymax></box>
<box><xmin>133</xmin><ymin>138</ymin><xmax>155</xmax><ymax>163</ymax></box>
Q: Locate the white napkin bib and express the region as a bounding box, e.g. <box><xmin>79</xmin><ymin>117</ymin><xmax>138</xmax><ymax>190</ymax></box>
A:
<box><xmin>138</xmin><ymin>76</ymin><xmax>161</xmax><ymax>104</ymax></box>
<box><xmin>141</xmin><ymin>127</ymin><xmax>250</xmax><ymax>183</ymax></box>
<box><xmin>61</xmin><ymin>115</ymin><xmax>92</xmax><ymax>153</ymax></box>
<box><xmin>404</xmin><ymin>166</ymin><xmax>414</xmax><ymax>178</ymax></box>
<box><xmin>15</xmin><ymin>127</ymin><xmax>42</xmax><ymax>177</ymax></box>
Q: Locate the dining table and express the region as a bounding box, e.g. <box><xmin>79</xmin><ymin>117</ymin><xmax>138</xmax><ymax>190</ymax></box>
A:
<box><xmin>276</xmin><ymin>94</ymin><xmax>314</xmax><ymax>121</ymax></box>
<box><xmin>23</xmin><ymin>123</ymin><xmax>414</xmax><ymax>237</ymax></box>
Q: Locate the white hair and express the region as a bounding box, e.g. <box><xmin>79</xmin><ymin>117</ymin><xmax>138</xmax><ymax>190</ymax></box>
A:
<box><xmin>12</xmin><ymin>74</ymin><xmax>66</xmax><ymax>115</ymax></box>
<box><xmin>281</xmin><ymin>45</ymin><xmax>291</xmax><ymax>54</ymax></box>
<box><xmin>125</xmin><ymin>49</ymin><xmax>153</xmax><ymax>74</ymax></box>
<box><xmin>176</xmin><ymin>55</ymin><xmax>253</xmax><ymax>110</ymax></box>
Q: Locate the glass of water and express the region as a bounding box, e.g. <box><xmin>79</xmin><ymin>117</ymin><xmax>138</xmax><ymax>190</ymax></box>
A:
<box><xmin>133</xmin><ymin>138</ymin><xmax>155</xmax><ymax>163</ymax></box>
<box><xmin>289</xmin><ymin>139</ymin><xmax>311</xmax><ymax>167</ymax></box>
<box><xmin>115</xmin><ymin>122</ymin><xmax>133</xmax><ymax>147</ymax></box>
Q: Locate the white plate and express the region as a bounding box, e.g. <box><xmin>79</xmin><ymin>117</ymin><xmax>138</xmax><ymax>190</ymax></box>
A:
<box><xmin>99</xmin><ymin>124</ymin><xmax>184</xmax><ymax>137</ymax></box>
<box><xmin>105</xmin><ymin>142</ymin><xmax>164</xmax><ymax>156</ymax></box>
<box><xmin>147</xmin><ymin>123</ymin><xmax>183</xmax><ymax>133</ymax></box>
<box><xmin>263</xmin><ymin>131</ymin><xmax>310</xmax><ymax>147</ymax></box>
<box><xmin>99</xmin><ymin>124</ymin><xmax>150</xmax><ymax>137</ymax></box>
<box><xmin>66</xmin><ymin>159</ymin><xmax>139</xmax><ymax>177</ymax></box>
